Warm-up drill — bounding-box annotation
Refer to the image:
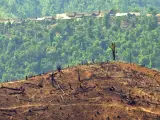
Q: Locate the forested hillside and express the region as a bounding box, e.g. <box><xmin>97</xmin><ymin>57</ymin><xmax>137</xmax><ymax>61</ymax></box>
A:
<box><xmin>0</xmin><ymin>14</ymin><xmax>160</xmax><ymax>82</ymax></box>
<box><xmin>0</xmin><ymin>0</ymin><xmax>160</xmax><ymax>18</ymax></box>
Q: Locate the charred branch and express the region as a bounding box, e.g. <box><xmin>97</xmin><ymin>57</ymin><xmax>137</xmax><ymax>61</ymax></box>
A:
<box><xmin>68</xmin><ymin>83</ymin><xmax>73</xmax><ymax>90</ymax></box>
<box><xmin>28</xmin><ymin>106</ymin><xmax>48</xmax><ymax>112</ymax></box>
<box><xmin>0</xmin><ymin>86</ymin><xmax>24</xmax><ymax>91</ymax></box>
<box><xmin>0</xmin><ymin>109</ymin><xmax>17</xmax><ymax>114</ymax></box>
<box><xmin>9</xmin><ymin>91</ymin><xmax>25</xmax><ymax>95</ymax></box>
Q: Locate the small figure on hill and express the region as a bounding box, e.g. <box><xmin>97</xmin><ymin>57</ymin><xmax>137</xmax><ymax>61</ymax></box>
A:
<box><xmin>25</xmin><ymin>76</ymin><xmax>28</xmax><ymax>80</ymax></box>
<box><xmin>56</xmin><ymin>64</ymin><xmax>64</xmax><ymax>77</ymax></box>
<box><xmin>57</xmin><ymin>64</ymin><xmax>62</xmax><ymax>72</ymax></box>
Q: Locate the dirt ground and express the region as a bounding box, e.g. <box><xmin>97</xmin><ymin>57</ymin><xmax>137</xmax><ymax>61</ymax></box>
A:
<box><xmin>0</xmin><ymin>61</ymin><xmax>160</xmax><ymax>120</ymax></box>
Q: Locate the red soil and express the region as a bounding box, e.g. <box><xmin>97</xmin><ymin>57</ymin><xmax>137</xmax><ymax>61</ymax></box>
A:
<box><xmin>0</xmin><ymin>61</ymin><xmax>160</xmax><ymax>120</ymax></box>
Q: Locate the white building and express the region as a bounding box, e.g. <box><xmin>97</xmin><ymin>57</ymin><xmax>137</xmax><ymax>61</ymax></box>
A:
<box><xmin>116</xmin><ymin>13</ymin><xmax>128</xmax><ymax>17</ymax></box>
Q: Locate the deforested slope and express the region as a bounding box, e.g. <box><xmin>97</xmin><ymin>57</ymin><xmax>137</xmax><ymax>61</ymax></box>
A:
<box><xmin>0</xmin><ymin>61</ymin><xmax>160</xmax><ymax>120</ymax></box>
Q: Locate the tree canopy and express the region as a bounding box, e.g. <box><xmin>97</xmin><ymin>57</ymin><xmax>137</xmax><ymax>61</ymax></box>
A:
<box><xmin>0</xmin><ymin>14</ymin><xmax>160</xmax><ymax>82</ymax></box>
<box><xmin>0</xmin><ymin>0</ymin><xmax>160</xmax><ymax>18</ymax></box>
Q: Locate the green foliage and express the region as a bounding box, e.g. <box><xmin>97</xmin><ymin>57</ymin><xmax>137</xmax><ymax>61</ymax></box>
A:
<box><xmin>0</xmin><ymin>14</ymin><xmax>160</xmax><ymax>82</ymax></box>
<box><xmin>0</xmin><ymin>0</ymin><xmax>160</xmax><ymax>18</ymax></box>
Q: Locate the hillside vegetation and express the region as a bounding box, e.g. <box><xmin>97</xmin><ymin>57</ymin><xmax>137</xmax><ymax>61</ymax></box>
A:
<box><xmin>0</xmin><ymin>14</ymin><xmax>160</xmax><ymax>82</ymax></box>
<box><xmin>0</xmin><ymin>62</ymin><xmax>160</xmax><ymax>119</ymax></box>
<box><xmin>0</xmin><ymin>0</ymin><xmax>160</xmax><ymax>18</ymax></box>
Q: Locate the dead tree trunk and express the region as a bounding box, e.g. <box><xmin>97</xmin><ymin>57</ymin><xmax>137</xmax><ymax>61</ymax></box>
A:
<box><xmin>51</xmin><ymin>73</ymin><xmax>57</xmax><ymax>88</ymax></box>
<box><xmin>76</xmin><ymin>69</ymin><xmax>81</xmax><ymax>82</ymax></box>
<box><xmin>110</xmin><ymin>43</ymin><xmax>116</xmax><ymax>61</ymax></box>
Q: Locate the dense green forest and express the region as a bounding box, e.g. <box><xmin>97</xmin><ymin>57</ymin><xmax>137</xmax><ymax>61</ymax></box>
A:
<box><xmin>0</xmin><ymin>0</ymin><xmax>160</xmax><ymax>18</ymax></box>
<box><xmin>0</xmin><ymin>0</ymin><xmax>160</xmax><ymax>82</ymax></box>
<box><xmin>0</xmin><ymin>13</ymin><xmax>160</xmax><ymax>82</ymax></box>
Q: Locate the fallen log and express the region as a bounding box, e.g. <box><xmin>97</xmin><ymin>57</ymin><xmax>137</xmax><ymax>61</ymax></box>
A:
<box><xmin>0</xmin><ymin>86</ymin><xmax>23</xmax><ymax>91</ymax></box>
<box><xmin>0</xmin><ymin>109</ymin><xmax>17</xmax><ymax>114</ymax></box>
<box><xmin>9</xmin><ymin>91</ymin><xmax>25</xmax><ymax>95</ymax></box>
<box><xmin>28</xmin><ymin>106</ymin><xmax>48</xmax><ymax>112</ymax></box>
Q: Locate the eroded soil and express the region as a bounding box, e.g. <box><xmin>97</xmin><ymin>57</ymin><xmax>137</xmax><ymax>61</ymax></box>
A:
<box><xmin>0</xmin><ymin>62</ymin><xmax>160</xmax><ymax>120</ymax></box>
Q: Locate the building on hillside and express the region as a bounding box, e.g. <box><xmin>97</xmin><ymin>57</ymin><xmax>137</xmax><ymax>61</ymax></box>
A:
<box><xmin>74</xmin><ymin>13</ymin><xmax>84</xmax><ymax>20</ymax></box>
<box><xmin>28</xmin><ymin>18</ymin><xmax>37</xmax><ymax>22</ymax></box>
<box><xmin>75</xmin><ymin>13</ymin><xmax>84</xmax><ymax>18</ymax></box>
<box><xmin>62</xmin><ymin>16</ymin><xmax>72</xmax><ymax>20</ymax></box>
<box><xmin>37</xmin><ymin>17</ymin><xmax>45</xmax><ymax>20</ymax></box>
<box><xmin>116</xmin><ymin>13</ymin><xmax>128</xmax><ymax>17</ymax></box>
<box><xmin>36</xmin><ymin>17</ymin><xmax>45</xmax><ymax>21</ymax></box>
<box><xmin>56</xmin><ymin>13</ymin><xmax>69</xmax><ymax>19</ymax></box>
<box><xmin>66</xmin><ymin>12</ymin><xmax>77</xmax><ymax>18</ymax></box>
<box><xmin>83</xmin><ymin>13</ymin><xmax>92</xmax><ymax>17</ymax></box>
<box><xmin>44</xmin><ymin>16</ymin><xmax>53</xmax><ymax>21</ymax></box>
<box><xmin>56</xmin><ymin>13</ymin><xmax>72</xmax><ymax>20</ymax></box>
<box><xmin>129</xmin><ymin>12</ymin><xmax>140</xmax><ymax>16</ymax></box>
<box><xmin>97</xmin><ymin>10</ymin><xmax>115</xmax><ymax>18</ymax></box>
<box><xmin>27</xmin><ymin>17</ymin><xmax>46</xmax><ymax>23</ymax></box>
<box><xmin>91</xmin><ymin>11</ymin><xmax>101</xmax><ymax>17</ymax></box>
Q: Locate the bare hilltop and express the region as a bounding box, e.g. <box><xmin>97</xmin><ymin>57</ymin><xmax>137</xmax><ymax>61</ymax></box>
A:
<box><xmin>0</xmin><ymin>61</ymin><xmax>160</xmax><ymax>120</ymax></box>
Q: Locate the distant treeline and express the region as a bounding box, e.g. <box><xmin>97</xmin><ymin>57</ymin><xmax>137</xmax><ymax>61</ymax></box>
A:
<box><xmin>0</xmin><ymin>0</ymin><xmax>160</xmax><ymax>18</ymax></box>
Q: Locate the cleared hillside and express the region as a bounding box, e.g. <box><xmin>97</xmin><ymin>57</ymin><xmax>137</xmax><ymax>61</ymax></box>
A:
<box><xmin>0</xmin><ymin>62</ymin><xmax>160</xmax><ymax>120</ymax></box>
